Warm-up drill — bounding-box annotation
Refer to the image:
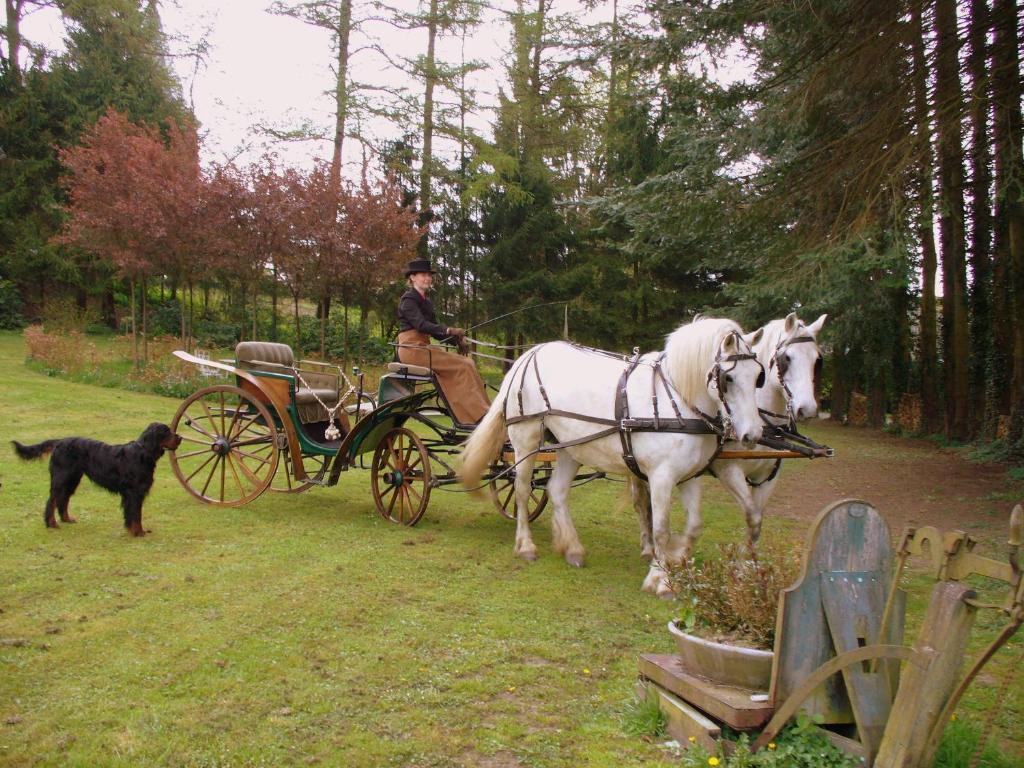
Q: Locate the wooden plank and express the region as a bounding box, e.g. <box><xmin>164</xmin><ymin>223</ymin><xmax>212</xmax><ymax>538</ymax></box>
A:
<box><xmin>875</xmin><ymin>582</ymin><xmax>978</xmax><ymax>768</ymax></box>
<box><xmin>639</xmin><ymin>654</ymin><xmax>773</xmax><ymax>731</ymax></box>
<box><xmin>771</xmin><ymin>499</ymin><xmax>902</xmax><ymax>725</ymax></box>
<box><xmin>820</xmin><ymin>575</ymin><xmax>896</xmax><ymax>759</ymax></box>
<box><xmin>822</xmin><ymin>729</ymin><xmax>869</xmax><ymax>762</ymax></box>
<box><xmin>638</xmin><ymin>680</ymin><xmax>721</xmax><ymax>752</ymax></box>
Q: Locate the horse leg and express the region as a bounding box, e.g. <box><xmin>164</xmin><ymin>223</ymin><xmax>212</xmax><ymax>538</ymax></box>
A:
<box><xmin>509</xmin><ymin>422</ymin><xmax>543</xmax><ymax>562</ymax></box>
<box><xmin>747</xmin><ymin>475</ymin><xmax>779</xmax><ymax>549</ymax></box>
<box><xmin>717</xmin><ymin>462</ymin><xmax>763</xmax><ymax>553</ymax></box>
<box><xmin>548</xmin><ymin>453</ymin><xmax>585</xmax><ymax>567</ymax></box>
<box><xmin>674</xmin><ymin>478</ymin><xmax>703</xmax><ymax>561</ymax></box>
<box><xmin>642</xmin><ymin>470</ymin><xmax>679</xmax><ymax>599</ymax></box>
<box><xmin>629</xmin><ymin>475</ymin><xmax>655</xmax><ymax>560</ymax></box>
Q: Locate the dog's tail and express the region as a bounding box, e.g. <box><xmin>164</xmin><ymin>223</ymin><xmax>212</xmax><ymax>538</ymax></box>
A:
<box><xmin>11</xmin><ymin>440</ymin><xmax>59</xmax><ymax>460</ymax></box>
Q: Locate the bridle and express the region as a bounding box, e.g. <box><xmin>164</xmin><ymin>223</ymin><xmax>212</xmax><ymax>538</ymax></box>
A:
<box><xmin>767</xmin><ymin>333</ymin><xmax>821</xmax><ymax>422</ymax></box>
<box><xmin>706</xmin><ymin>331</ymin><xmax>765</xmax><ymax>438</ymax></box>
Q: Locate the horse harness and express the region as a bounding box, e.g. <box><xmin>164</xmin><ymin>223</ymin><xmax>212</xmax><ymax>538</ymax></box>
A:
<box><xmin>504</xmin><ymin>336</ymin><xmax>762</xmax><ymax>483</ymax></box>
<box><xmin>768</xmin><ymin>333</ymin><xmax>821</xmax><ymax>420</ymax></box>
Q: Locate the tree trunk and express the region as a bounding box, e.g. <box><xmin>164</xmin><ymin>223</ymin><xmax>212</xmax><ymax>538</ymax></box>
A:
<box><xmin>830</xmin><ymin>346</ymin><xmax>849</xmax><ymax>423</ymax></box>
<box><xmin>252</xmin><ymin>279</ymin><xmax>258</xmax><ymax>340</ymax></box>
<box><xmin>992</xmin><ymin>0</ymin><xmax>1024</xmax><ymax>448</ymax></box>
<box><xmin>271</xmin><ymin>263</ymin><xmax>279</xmax><ymax>341</ymax></box>
<box><xmin>102</xmin><ymin>285</ymin><xmax>116</xmax><ymax>329</ymax></box>
<box><xmin>967</xmin><ymin>0</ymin><xmax>993</xmax><ymax>436</ymax></box>
<box><xmin>912</xmin><ymin>0</ymin><xmax>941</xmax><ymax>434</ymax></box>
<box><xmin>130</xmin><ymin>277</ymin><xmax>139</xmax><ymax>370</ymax></box>
<box><xmin>330</xmin><ymin>0</ymin><xmax>352</xmax><ymax>194</ymax></box>
<box><xmin>320</xmin><ymin>292</ymin><xmax>330</xmax><ymax>358</ymax></box>
<box><xmin>934</xmin><ymin>0</ymin><xmax>970</xmax><ymax>440</ymax></box>
<box><xmin>141</xmin><ymin>276</ymin><xmax>149</xmax><ymax>365</ymax></box>
<box><xmin>4</xmin><ymin>0</ymin><xmax>23</xmax><ymax>83</ymax></box>
<box><xmin>342</xmin><ymin>286</ymin><xmax>350</xmax><ymax>360</ymax></box>
<box><xmin>293</xmin><ymin>294</ymin><xmax>302</xmax><ymax>356</ymax></box>
<box><xmin>180</xmin><ymin>284</ymin><xmax>187</xmax><ymax>348</ymax></box>
<box><xmin>358</xmin><ymin>300</ymin><xmax>370</xmax><ymax>365</ymax></box>
<box><xmin>418</xmin><ymin>0</ymin><xmax>438</xmax><ymax>258</ymax></box>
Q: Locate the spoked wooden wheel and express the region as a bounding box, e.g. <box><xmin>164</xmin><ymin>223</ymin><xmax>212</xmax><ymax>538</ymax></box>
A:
<box><xmin>371</xmin><ymin>427</ymin><xmax>431</xmax><ymax>526</ymax></box>
<box><xmin>269</xmin><ymin>449</ymin><xmax>327</xmax><ymax>494</ymax></box>
<box><xmin>489</xmin><ymin>467</ymin><xmax>549</xmax><ymax>522</ymax></box>
<box><xmin>170</xmin><ymin>385</ymin><xmax>280</xmax><ymax>506</ymax></box>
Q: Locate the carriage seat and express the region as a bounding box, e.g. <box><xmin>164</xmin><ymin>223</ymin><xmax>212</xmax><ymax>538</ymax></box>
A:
<box><xmin>386</xmin><ymin>361</ymin><xmax>432</xmax><ymax>378</ymax></box>
<box><xmin>235</xmin><ymin>341</ymin><xmax>341</xmax><ymax>424</ymax></box>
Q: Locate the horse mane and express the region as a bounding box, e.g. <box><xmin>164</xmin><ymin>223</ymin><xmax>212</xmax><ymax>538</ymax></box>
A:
<box><xmin>663</xmin><ymin>317</ymin><xmax>743</xmax><ymax>407</ymax></box>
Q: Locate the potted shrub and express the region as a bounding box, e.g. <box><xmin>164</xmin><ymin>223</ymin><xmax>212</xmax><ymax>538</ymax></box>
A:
<box><xmin>667</xmin><ymin>542</ymin><xmax>800</xmax><ymax>690</ymax></box>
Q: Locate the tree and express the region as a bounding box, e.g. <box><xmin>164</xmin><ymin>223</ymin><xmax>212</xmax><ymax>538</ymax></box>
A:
<box><xmin>59</xmin><ymin>109</ymin><xmax>165</xmax><ymax>365</ymax></box>
<box><xmin>991</xmin><ymin>0</ymin><xmax>1024</xmax><ymax>447</ymax></box>
<box><xmin>371</xmin><ymin>0</ymin><xmax>486</xmax><ymax>259</ymax></box>
<box><xmin>344</xmin><ymin>167</ymin><xmax>421</xmax><ymax>360</ymax></box>
<box><xmin>934</xmin><ymin>0</ymin><xmax>970</xmax><ymax>439</ymax></box>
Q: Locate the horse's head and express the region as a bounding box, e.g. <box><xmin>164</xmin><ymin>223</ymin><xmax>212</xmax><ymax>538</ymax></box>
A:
<box><xmin>707</xmin><ymin>330</ymin><xmax>764</xmax><ymax>448</ymax></box>
<box><xmin>766</xmin><ymin>312</ymin><xmax>827</xmax><ymax>420</ymax></box>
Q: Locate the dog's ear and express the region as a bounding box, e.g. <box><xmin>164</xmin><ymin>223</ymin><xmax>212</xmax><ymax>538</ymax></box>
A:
<box><xmin>139</xmin><ymin>423</ymin><xmax>168</xmax><ymax>454</ymax></box>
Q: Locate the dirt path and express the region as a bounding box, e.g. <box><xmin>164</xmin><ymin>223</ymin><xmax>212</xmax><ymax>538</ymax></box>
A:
<box><xmin>764</xmin><ymin>419</ymin><xmax>1021</xmax><ymax>545</ymax></box>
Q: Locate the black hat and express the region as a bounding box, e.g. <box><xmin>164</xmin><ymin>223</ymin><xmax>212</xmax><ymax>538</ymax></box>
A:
<box><xmin>404</xmin><ymin>258</ymin><xmax>436</xmax><ymax>277</ymax></box>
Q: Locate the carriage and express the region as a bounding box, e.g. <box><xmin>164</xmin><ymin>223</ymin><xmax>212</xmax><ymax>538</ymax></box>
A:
<box><xmin>169</xmin><ymin>315</ymin><xmax>831</xmax><ymax>592</ymax></box>
<box><xmin>168</xmin><ymin>341</ymin><xmax>558</xmax><ymax>526</ymax></box>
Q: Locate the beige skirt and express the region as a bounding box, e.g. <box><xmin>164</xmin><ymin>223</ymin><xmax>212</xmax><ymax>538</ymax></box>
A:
<box><xmin>396</xmin><ymin>330</ymin><xmax>490</xmax><ymax>425</ymax></box>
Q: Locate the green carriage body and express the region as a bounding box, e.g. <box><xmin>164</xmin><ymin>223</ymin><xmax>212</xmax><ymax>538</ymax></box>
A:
<box><xmin>168</xmin><ymin>345</ymin><xmax>550</xmax><ymax>524</ymax></box>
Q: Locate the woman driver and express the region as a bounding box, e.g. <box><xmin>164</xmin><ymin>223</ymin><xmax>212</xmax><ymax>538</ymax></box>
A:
<box><xmin>396</xmin><ymin>259</ymin><xmax>490</xmax><ymax>425</ymax></box>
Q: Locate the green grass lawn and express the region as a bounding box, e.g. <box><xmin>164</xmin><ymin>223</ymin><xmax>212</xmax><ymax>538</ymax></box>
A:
<box><xmin>1</xmin><ymin>330</ymin><xmax>1021</xmax><ymax>767</ymax></box>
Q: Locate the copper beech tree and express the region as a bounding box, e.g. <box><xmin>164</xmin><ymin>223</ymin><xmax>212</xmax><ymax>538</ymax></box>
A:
<box><xmin>61</xmin><ymin>108</ymin><xmax>421</xmax><ymax>362</ymax></box>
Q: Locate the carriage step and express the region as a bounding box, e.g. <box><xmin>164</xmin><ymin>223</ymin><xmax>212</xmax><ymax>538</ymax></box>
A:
<box><xmin>502</xmin><ymin>450</ymin><xmax>556</xmax><ymax>463</ymax></box>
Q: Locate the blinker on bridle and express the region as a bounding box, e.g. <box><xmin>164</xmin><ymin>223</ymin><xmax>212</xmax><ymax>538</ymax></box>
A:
<box><xmin>705</xmin><ymin>332</ymin><xmax>766</xmax><ymax>440</ymax></box>
<box><xmin>769</xmin><ymin>333</ymin><xmax>820</xmax><ymax>421</ymax></box>
<box><xmin>707</xmin><ymin>332</ymin><xmax>766</xmax><ymax>396</ymax></box>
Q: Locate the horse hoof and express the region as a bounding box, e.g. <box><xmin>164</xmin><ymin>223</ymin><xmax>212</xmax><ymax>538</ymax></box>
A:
<box><xmin>565</xmin><ymin>553</ymin><xmax>585</xmax><ymax>568</ymax></box>
<box><xmin>517</xmin><ymin>548</ymin><xmax>538</xmax><ymax>562</ymax></box>
<box><xmin>640</xmin><ymin>547</ymin><xmax>655</xmax><ymax>561</ymax></box>
<box><xmin>655</xmin><ymin>582</ymin><xmax>677</xmax><ymax>600</ymax></box>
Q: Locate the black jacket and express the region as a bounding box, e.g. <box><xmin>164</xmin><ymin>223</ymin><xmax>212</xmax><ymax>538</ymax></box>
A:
<box><xmin>398</xmin><ymin>288</ymin><xmax>448</xmax><ymax>340</ymax></box>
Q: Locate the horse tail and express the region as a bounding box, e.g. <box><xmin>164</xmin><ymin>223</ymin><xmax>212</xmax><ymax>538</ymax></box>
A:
<box><xmin>459</xmin><ymin>373</ymin><xmax>517</xmax><ymax>493</ymax></box>
<box><xmin>11</xmin><ymin>439</ymin><xmax>58</xmax><ymax>460</ymax></box>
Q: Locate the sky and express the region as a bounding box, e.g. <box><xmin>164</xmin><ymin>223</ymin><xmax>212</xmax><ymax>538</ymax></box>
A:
<box><xmin>8</xmin><ymin>1</ymin><xmax>750</xmax><ymax>174</ymax></box>
<box><xmin>10</xmin><ymin>0</ymin><xmax>527</xmax><ymax>172</ymax></box>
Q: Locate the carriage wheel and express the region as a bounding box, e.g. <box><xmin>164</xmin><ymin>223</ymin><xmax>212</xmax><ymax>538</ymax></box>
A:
<box><xmin>170</xmin><ymin>385</ymin><xmax>280</xmax><ymax>507</ymax></box>
<box><xmin>489</xmin><ymin>468</ymin><xmax>549</xmax><ymax>522</ymax></box>
<box><xmin>371</xmin><ymin>427</ymin><xmax>431</xmax><ymax>526</ymax></box>
<box><xmin>268</xmin><ymin>448</ymin><xmax>327</xmax><ymax>494</ymax></box>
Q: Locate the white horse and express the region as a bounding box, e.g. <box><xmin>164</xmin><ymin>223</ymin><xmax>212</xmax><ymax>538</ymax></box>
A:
<box><xmin>460</xmin><ymin>317</ymin><xmax>765</xmax><ymax>596</ymax></box>
<box><xmin>632</xmin><ymin>312</ymin><xmax>827</xmax><ymax>560</ymax></box>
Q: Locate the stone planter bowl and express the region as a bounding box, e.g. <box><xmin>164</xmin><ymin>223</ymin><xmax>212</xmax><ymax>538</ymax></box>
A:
<box><xmin>668</xmin><ymin>620</ymin><xmax>774</xmax><ymax>691</ymax></box>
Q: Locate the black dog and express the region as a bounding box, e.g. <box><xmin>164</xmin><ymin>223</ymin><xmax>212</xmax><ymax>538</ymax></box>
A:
<box><xmin>12</xmin><ymin>423</ymin><xmax>181</xmax><ymax>536</ymax></box>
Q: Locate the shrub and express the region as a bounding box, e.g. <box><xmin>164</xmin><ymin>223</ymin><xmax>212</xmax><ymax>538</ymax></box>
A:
<box><xmin>193</xmin><ymin>318</ymin><xmax>240</xmax><ymax>348</ymax></box>
<box><xmin>23</xmin><ymin>325</ymin><xmax>104</xmax><ymax>375</ymax></box>
<box><xmin>40</xmin><ymin>297</ymin><xmax>99</xmax><ymax>333</ymax></box>
<box><xmin>0</xmin><ymin>279</ymin><xmax>26</xmax><ymax>329</ymax></box>
<box><xmin>669</xmin><ymin>542</ymin><xmax>801</xmax><ymax>650</ymax></box>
